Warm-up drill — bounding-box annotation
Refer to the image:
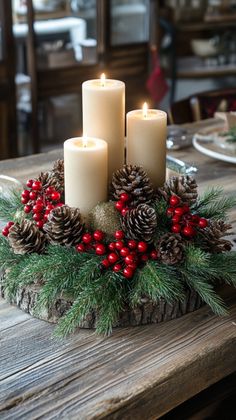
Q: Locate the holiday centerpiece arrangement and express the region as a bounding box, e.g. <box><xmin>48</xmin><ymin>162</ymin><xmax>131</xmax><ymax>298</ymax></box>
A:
<box><xmin>0</xmin><ymin>75</ymin><xmax>236</xmax><ymax>336</ymax></box>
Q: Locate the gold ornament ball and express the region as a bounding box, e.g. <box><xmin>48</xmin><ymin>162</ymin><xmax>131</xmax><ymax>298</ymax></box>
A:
<box><xmin>89</xmin><ymin>201</ymin><xmax>121</xmax><ymax>238</ymax></box>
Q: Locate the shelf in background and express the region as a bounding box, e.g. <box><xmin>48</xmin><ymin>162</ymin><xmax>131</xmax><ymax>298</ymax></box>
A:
<box><xmin>175</xmin><ymin>56</ymin><xmax>236</xmax><ymax>78</ymax></box>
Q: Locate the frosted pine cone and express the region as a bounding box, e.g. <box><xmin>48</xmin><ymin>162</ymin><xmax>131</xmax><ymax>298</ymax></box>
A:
<box><xmin>8</xmin><ymin>220</ymin><xmax>46</xmax><ymax>255</ymax></box>
<box><xmin>110</xmin><ymin>164</ymin><xmax>154</xmax><ymax>206</ymax></box>
<box><xmin>199</xmin><ymin>220</ymin><xmax>232</xmax><ymax>253</ymax></box>
<box><xmin>158</xmin><ymin>175</ymin><xmax>198</xmax><ymax>206</ymax></box>
<box><xmin>158</xmin><ymin>233</ymin><xmax>184</xmax><ymax>265</ymax></box>
<box><xmin>44</xmin><ymin>205</ymin><xmax>84</xmax><ymax>246</ymax></box>
<box><xmin>122</xmin><ymin>204</ymin><xmax>157</xmax><ymax>243</ymax></box>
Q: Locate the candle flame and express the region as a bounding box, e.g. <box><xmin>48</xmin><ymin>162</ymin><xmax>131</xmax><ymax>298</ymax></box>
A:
<box><xmin>82</xmin><ymin>137</ymin><xmax>88</xmax><ymax>148</ymax></box>
<box><xmin>100</xmin><ymin>73</ymin><xmax>106</xmax><ymax>87</ymax></box>
<box><xmin>143</xmin><ymin>102</ymin><xmax>148</xmax><ymax>118</ymax></box>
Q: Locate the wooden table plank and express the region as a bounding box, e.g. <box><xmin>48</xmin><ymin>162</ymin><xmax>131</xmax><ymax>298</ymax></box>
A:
<box><xmin>0</xmin><ymin>138</ymin><xmax>236</xmax><ymax>419</ymax></box>
<box><xmin>0</xmin><ymin>288</ymin><xmax>235</xmax><ymax>420</ymax></box>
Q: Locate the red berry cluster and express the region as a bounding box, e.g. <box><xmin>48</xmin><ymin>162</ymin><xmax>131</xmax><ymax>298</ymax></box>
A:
<box><xmin>76</xmin><ymin>229</ymin><xmax>158</xmax><ymax>279</ymax></box>
<box><xmin>114</xmin><ymin>192</ymin><xmax>130</xmax><ymax>216</ymax></box>
<box><xmin>2</xmin><ymin>221</ymin><xmax>14</xmax><ymax>237</ymax></box>
<box><xmin>167</xmin><ymin>195</ymin><xmax>208</xmax><ymax>237</ymax></box>
<box><xmin>21</xmin><ymin>179</ymin><xmax>63</xmax><ymax>229</ymax></box>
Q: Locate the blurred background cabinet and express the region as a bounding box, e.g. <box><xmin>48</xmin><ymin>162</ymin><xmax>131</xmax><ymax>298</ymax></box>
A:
<box><xmin>0</xmin><ymin>0</ymin><xmax>17</xmax><ymax>159</ymax></box>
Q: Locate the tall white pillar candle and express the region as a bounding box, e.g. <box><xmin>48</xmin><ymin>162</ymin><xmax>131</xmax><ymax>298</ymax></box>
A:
<box><xmin>126</xmin><ymin>103</ymin><xmax>167</xmax><ymax>188</ymax></box>
<box><xmin>64</xmin><ymin>137</ymin><xmax>108</xmax><ymax>217</ymax></box>
<box><xmin>82</xmin><ymin>75</ymin><xmax>125</xmax><ymax>181</ymax></box>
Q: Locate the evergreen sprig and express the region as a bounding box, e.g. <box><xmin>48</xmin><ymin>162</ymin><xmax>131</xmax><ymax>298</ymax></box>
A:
<box><xmin>192</xmin><ymin>187</ymin><xmax>236</xmax><ymax>220</ymax></box>
<box><xmin>0</xmin><ymin>189</ymin><xmax>22</xmax><ymax>223</ymax></box>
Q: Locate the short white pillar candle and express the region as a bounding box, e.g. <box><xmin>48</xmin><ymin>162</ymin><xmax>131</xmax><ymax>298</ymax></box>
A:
<box><xmin>64</xmin><ymin>137</ymin><xmax>108</xmax><ymax>217</ymax></box>
<box><xmin>126</xmin><ymin>103</ymin><xmax>167</xmax><ymax>188</ymax></box>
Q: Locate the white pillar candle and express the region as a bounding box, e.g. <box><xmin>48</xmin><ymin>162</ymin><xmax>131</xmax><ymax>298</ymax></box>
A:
<box><xmin>64</xmin><ymin>137</ymin><xmax>108</xmax><ymax>217</ymax></box>
<box><xmin>126</xmin><ymin>103</ymin><xmax>167</xmax><ymax>188</ymax></box>
<box><xmin>82</xmin><ymin>74</ymin><xmax>125</xmax><ymax>181</ymax></box>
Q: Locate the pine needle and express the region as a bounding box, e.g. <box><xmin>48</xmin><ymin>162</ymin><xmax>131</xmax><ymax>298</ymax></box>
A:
<box><xmin>193</xmin><ymin>187</ymin><xmax>236</xmax><ymax>220</ymax></box>
<box><xmin>0</xmin><ymin>189</ymin><xmax>22</xmax><ymax>222</ymax></box>
<box><xmin>131</xmin><ymin>261</ymin><xmax>185</xmax><ymax>306</ymax></box>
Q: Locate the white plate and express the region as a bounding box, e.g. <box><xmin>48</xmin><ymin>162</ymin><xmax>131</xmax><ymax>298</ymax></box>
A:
<box><xmin>193</xmin><ymin>135</ymin><xmax>236</xmax><ymax>164</ymax></box>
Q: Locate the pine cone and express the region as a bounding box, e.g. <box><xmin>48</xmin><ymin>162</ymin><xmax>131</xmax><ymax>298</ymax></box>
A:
<box><xmin>44</xmin><ymin>205</ymin><xmax>84</xmax><ymax>246</ymax></box>
<box><xmin>158</xmin><ymin>175</ymin><xmax>198</xmax><ymax>206</ymax></box>
<box><xmin>8</xmin><ymin>220</ymin><xmax>46</xmax><ymax>255</ymax></box>
<box><xmin>52</xmin><ymin>159</ymin><xmax>64</xmax><ymax>188</ymax></box>
<box><xmin>110</xmin><ymin>164</ymin><xmax>154</xmax><ymax>206</ymax></box>
<box><xmin>158</xmin><ymin>233</ymin><xmax>184</xmax><ymax>265</ymax></box>
<box><xmin>37</xmin><ymin>169</ymin><xmax>63</xmax><ymax>195</ymax></box>
<box><xmin>199</xmin><ymin>220</ymin><xmax>232</xmax><ymax>253</ymax></box>
<box><xmin>122</xmin><ymin>204</ymin><xmax>157</xmax><ymax>243</ymax></box>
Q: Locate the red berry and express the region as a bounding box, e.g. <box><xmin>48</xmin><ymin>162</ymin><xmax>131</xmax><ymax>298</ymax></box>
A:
<box><xmin>6</xmin><ymin>221</ymin><xmax>14</xmax><ymax>229</ymax></box>
<box><xmin>128</xmin><ymin>240</ymin><xmax>137</xmax><ymax>250</ymax></box>
<box><xmin>182</xmin><ymin>225</ymin><xmax>196</xmax><ymax>237</ymax></box>
<box><xmin>125</xmin><ymin>254</ymin><xmax>136</xmax><ymax>265</ymax></box>
<box><xmin>26</xmin><ymin>179</ymin><xmax>34</xmax><ymax>188</ymax></box>
<box><xmin>76</xmin><ymin>243</ymin><xmax>85</xmax><ymax>252</ymax></box>
<box><xmin>21</xmin><ymin>190</ymin><xmax>30</xmax><ymax>199</ymax></box>
<box><xmin>115</xmin><ymin>201</ymin><xmax>124</xmax><ymax>212</ymax></box>
<box><xmin>166</xmin><ymin>207</ymin><xmax>175</xmax><ymax>217</ymax></box>
<box><xmin>182</xmin><ymin>205</ymin><xmax>190</xmax><ymax>214</ymax></box>
<box><xmin>169</xmin><ymin>195</ymin><xmax>180</xmax><ymax>207</ymax></box>
<box><xmin>46</xmin><ymin>204</ymin><xmax>54</xmax><ymax>212</ymax></box>
<box><xmin>115</xmin><ymin>230</ymin><xmax>124</xmax><ymax>240</ymax></box>
<box><xmin>46</xmin><ymin>186</ymin><xmax>55</xmax><ymax>196</ymax></box>
<box><xmin>82</xmin><ymin>233</ymin><xmax>93</xmax><ymax>244</ymax></box>
<box><xmin>2</xmin><ymin>227</ymin><xmax>9</xmax><ymax>237</ymax></box>
<box><xmin>172</xmin><ymin>214</ymin><xmax>181</xmax><ymax>224</ymax></box>
<box><xmin>108</xmin><ymin>242</ymin><xmax>116</xmax><ymax>251</ymax></box>
<box><xmin>43</xmin><ymin>214</ymin><xmax>49</xmax><ymax>222</ymax></box>
<box><xmin>150</xmin><ymin>250</ymin><xmax>158</xmax><ymax>260</ymax></box>
<box><xmin>123</xmin><ymin>267</ymin><xmax>134</xmax><ymax>279</ymax></box>
<box><xmin>21</xmin><ymin>197</ymin><xmax>29</xmax><ymax>205</ymax></box>
<box><xmin>36</xmin><ymin>220</ymin><xmax>44</xmax><ymax>229</ymax></box>
<box><xmin>32</xmin><ymin>181</ymin><xmax>42</xmax><ymax>191</ymax></box>
<box><xmin>24</xmin><ymin>205</ymin><xmax>32</xmax><ymax>214</ymax></box>
<box><xmin>191</xmin><ymin>215</ymin><xmax>200</xmax><ymax>224</ymax></box>
<box><xmin>51</xmin><ymin>191</ymin><xmax>61</xmax><ymax>202</ymax></box>
<box><xmin>113</xmin><ymin>263</ymin><xmax>122</xmax><ymax>272</ymax></box>
<box><xmin>95</xmin><ymin>244</ymin><xmax>106</xmax><ymax>255</ymax></box>
<box><xmin>121</xmin><ymin>207</ymin><xmax>129</xmax><ymax>216</ymax></box>
<box><xmin>93</xmin><ymin>230</ymin><xmax>104</xmax><ymax>242</ymax></box>
<box><xmin>175</xmin><ymin>207</ymin><xmax>185</xmax><ymax>216</ymax></box>
<box><xmin>29</xmin><ymin>191</ymin><xmax>37</xmax><ymax>200</ymax></box>
<box><xmin>198</xmin><ymin>218</ymin><xmax>208</xmax><ymax>229</ymax></box>
<box><xmin>137</xmin><ymin>241</ymin><xmax>148</xmax><ymax>253</ymax></box>
<box><xmin>101</xmin><ymin>259</ymin><xmax>110</xmax><ymax>269</ymax></box>
<box><xmin>120</xmin><ymin>247</ymin><xmax>130</xmax><ymax>257</ymax></box>
<box><xmin>33</xmin><ymin>203</ymin><xmax>44</xmax><ymax>213</ymax></box>
<box><xmin>33</xmin><ymin>213</ymin><xmax>43</xmax><ymax>221</ymax></box>
<box><xmin>55</xmin><ymin>202</ymin><xmax>64</xmax><ymax>208</ymax></box>
<box><xmin>141</xmin><ymin>254</ymin><xmax>149</xmax><ymax>262</ymax></box>
<box><xmin>120</xmin><ymin>192</ymin><xmax>130</xmax><ymax>202</ymax></box>
<box><xmin>128</xmin><ymin>262</ymin><xmax>138</xmax><ymax>270</ymax></box>
<box><xmin>115</xmin><ymin>240</ymin><xmax>124</xmax><ymax>251</ymax></box>
<box><xmin>108</xmin><ymin>252</ymin><xmax>119</xmax><ymax>264</ymax></box>
<box><xmin>171</xmin><ymin>223</ymin><xmax>181</xmax><ymax>233</ymax></box>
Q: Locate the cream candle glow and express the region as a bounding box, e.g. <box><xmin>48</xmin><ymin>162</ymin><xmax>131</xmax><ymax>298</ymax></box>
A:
<box><xmin>82</xmin><ymin>74</ymin><xmax>125</xmax><ymax>181</ymax></box>
<box><xmin>126</xmin><ymin>103</ymin><xmax>167</xmax><ymax>188</ymax></box>
<box><xmin>64</xmin><ymin>137</ymin><xmax>108</xmax><ymax>217</ymax></box>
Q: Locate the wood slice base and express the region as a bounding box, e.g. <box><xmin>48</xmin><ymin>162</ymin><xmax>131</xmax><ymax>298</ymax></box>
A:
<box><xmin>1</xmin><ymin>280</ymin><xmax>205</xmax><ymax>329</ymax></box>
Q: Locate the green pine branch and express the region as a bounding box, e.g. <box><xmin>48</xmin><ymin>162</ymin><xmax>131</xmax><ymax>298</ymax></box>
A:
<box><xmin>131</xmin><ymin>261</ymin><xmax>185</xmax><ymax>306</ymax></box>
<box><xmin>153</xmin><ymin>198</ymin><xmax>170</xmax><ymax>241</ymax></box>
<box><xmin>209</xmin><ymin>252</ymin><xmax>236</xmax><ymax>287</ymax></box>
<box><xmin>192</xmin><ymin>187</ymin><xmax>236</xmax><ymax>220</ymax></box>
<box><xmin>0</xmin><ymin>189</ymin><xmax>23</xmax><ymax>223</ymax></box>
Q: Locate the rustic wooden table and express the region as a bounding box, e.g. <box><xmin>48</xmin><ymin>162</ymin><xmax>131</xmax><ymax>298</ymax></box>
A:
<box><xmin>0</xmin><ymin>143</ymin><xmax>236</xmax><ymax>419</ymax></box>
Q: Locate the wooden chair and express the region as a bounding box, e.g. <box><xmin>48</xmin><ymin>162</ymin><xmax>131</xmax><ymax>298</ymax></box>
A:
<box><xmin>0</xmin><ymin>0</ymin><xmax>18</xmax><ymax>159</ymax></box>
<box><xmin>26</xmin><ymin>0</ymin><xmax>158</xmax><ymax>153</ymax></box>
<box><xmin>168</xmin><ymin>88</ymin><xmax>236</xmax><ymax>124</ymax></box>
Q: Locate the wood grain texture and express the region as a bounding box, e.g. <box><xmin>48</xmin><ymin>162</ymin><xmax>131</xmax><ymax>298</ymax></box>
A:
<box><xmin>0</xmin><ymin>128</ymin><xmax>236</xmax><ymax>419</ymax></box>
<box><xmin>1</xmin><ymin>282</ymin><xmax>204</xmax><ymax>328</ymax></box>
<box><xmin>0</xmin><ymin>287</ymin><xmax>235</xmax><ymax>420</ymax></box>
